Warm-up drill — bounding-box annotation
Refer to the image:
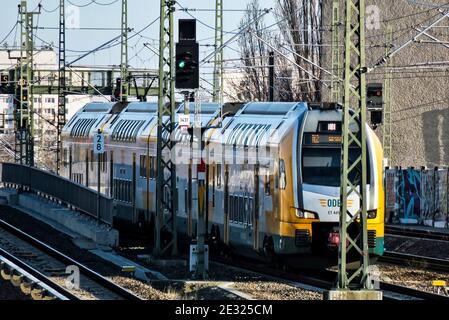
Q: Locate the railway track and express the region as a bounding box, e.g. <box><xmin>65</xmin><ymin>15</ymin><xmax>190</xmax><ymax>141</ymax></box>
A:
<box><xmin>0</xmin><ymin>218</ymin><xmax>141</xmax><ymax>300</ymax></box>
<box><xmin>0</xmin><ymin>247</ymin><xmax>78</xmax><ymax>300</ymax></box>
<box><xmin>380</xmin><ymin>251</ymin><xmax>449</xmax><ymax>273</ymax></box>
<box><xmin>211</xmin><ymin>255</ymin><xmax>449</xmax><ymax>300</ymax></box>
<box><xmin>386</xmin><ymin>225</ymin><xmax>449</xmax><ymax>241</ymax></box>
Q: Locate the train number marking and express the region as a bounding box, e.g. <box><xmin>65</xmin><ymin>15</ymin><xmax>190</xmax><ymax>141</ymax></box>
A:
<box><xmin>93</xmin><ymin>133</ymin><xmax>105</xmax><ymax>154</ymax></box>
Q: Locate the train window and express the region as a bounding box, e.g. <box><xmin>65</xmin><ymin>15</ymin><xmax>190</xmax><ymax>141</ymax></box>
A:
<box><xmin>239</xmin><ymin>197</ymin><xmax>245</xmax><ymax>224</ymax></box>
<box><xmin>216</xmin><ymin>164</ymin><xmax>222</xmax><ymax>188</ymax></box>
<box><xmin>264</xmin><ymin>173</ymin><xmax>271</xmax><ymax>195</ymax></box>
<box><xmin>212</xmin><ymin>165</ymin><xmax>215</xmax><ymax>207</ymax></box>
<box><xmin>249</xmin><ymin>197</ymin><xmax>253</xmax><ymax>226</ymax></box>
<box><xmin>113</xmin><ymin>179</ymin><xmax>132</xmax><ymax>203</ymax></box>
<box><xmin>279</xmin><ymin>159</ymin><xmax>286</xmax><ymax>190</ymax></box>
<box><xmin>101</xmin><ymin>152</ymin><xmax>107</xmax><ymax>173</ymax></box>
<box><xmin>72</xmin><ymin>173</ymin><xmax>83</xmax><ymax>185</ymax></box>
<box><xmin>302</xmin><ymin>147</ymin><xmax>370</xmax><ymax>187</ymax></box>
<box><xmin>90</xmin><ymin>150</ymin><xmax>94</xmax><ymax>171</ymax></box>
<box><xmin>235</xmin><ymin>196</ymin><xmax>239</xmax><ymax>223</ymax></box>
<box><xmin>244</xmin><ymin>197</ymin><xmax>249</xmax><ymax>225</ymax></box>
<box><xmin>229</xmin><ymin>196</ymin><xmax>234</xmax><ymax>222</ymax></box>
<box><xmin>185</xmin><ymin>189</ymin><xmax>188</xmax><ymax>215</ymax></box>
<box><xmin>231</xmin><ymin>196</ymin><xmax>237</xmax><ymax>223</ymax></box>
<box><xmin>140</xmin><ymin>155</ymin><xmax>147</xmax><ymax>178</ymax></box>
<box><xmin>63</xmin><ymin>148</ymin><xmax>68</xmax><ymax>167</ymax></box>
<box><xmin>149</xmin><ymin>156</ymin><xmax>157</xmax><ymax>179</ymax></box>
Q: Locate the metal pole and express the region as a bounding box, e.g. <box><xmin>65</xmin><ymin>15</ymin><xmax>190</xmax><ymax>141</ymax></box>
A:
<box><xmin>15</xmin><ymin>1</ymin><xmax>39</xmax><ymax>167</ymax></box>
<box><xmin>337</xmin><ymin>0</ymin><xmax>372</xmax><ymax>292</ymax></box>
<box><xmin>212</xmin><ymin>0</ymin><xmax>223</xmax><ymax>103</ymax></box>
<box><xmin>155</xmin><ymin>0</ymin><xmax>177</xmax><ymax>256</ymax></box>
<box><xmin>120</xmin><ymin>0</ymin><xmax>129</xmax><ymax>101</ymax></box>
<box><xmin>194</xmin><ymin>91</ymin><xmax>207</xmax><ymax>280</ymax></box>
<box><xmin>57</xmin><ymin>0</ymin><xmax>66</xmax><ymax>174</ymax></box>
<box><xmin>268</xmin><ymin>51</ymin><xmax>274</xmax><ymax>102</ymax></box>
<box><xmin>331</xmin><ymin>0</ymin><xmax>341</xmax><ymax>102</ymax></box>
<box><xmin>97</xmin><ymin>148</ymin><xmax>101</xmax><ymax>220</ymax></box>
<box><xmin>196</xmin><ymin>173</ymin><xmax>207</xmax><ymax>279</ymax></box>
<box><xmin>383</xmin><ymin>24</ymin><xmax>393</xmax><ymax>163</ymax></box>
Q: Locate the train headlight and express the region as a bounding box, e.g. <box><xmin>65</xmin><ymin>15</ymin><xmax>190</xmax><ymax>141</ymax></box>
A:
<box><xmin>295</xmin><ymin>209</ymin><xmax>318</xmax><ymax>219</ymax></box>
<box><xmin>367</xmin><ymin>209</ymin><xmax>377</xmax><ymax>219</ymax></box>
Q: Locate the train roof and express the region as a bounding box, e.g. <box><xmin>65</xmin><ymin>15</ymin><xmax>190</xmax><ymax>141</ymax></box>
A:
<box><xmin>239</xmin><ymin>102</ymin><xmax>306</xmax><ymax>116</ymax></box>
<box><xmin>124</xmin><ymin>102</ymin><xmax>159</xmax><ymax>113</ymax></box>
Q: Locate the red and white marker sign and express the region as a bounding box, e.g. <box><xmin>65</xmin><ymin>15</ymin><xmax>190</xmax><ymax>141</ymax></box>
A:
<box><xmin>197</xmin><ymin>159</ymin><xmax>206</xmax><ymax>181</ymax></box>
<box><xmin>178</xmin><ymin>114</ymin><xmax>190</xmax><ymax>134</ymax></box>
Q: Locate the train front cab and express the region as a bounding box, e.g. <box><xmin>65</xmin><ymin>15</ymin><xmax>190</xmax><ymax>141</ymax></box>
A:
<box><xmin>275</xmin><ymin>105</ymin><xmax>384</xmax><ymax>262</ymax></box>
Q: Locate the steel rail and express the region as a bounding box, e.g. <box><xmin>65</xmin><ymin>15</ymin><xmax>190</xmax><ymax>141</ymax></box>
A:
<box><xmin>0</xmin><ymin>247</ymin><xmax>78</xmax><ymax>300</ymax></box>
<box><xmin>0</xmin><ymin>218</ymin><xmax>141</xmax><ymax>300</ymax></box>
<box><xmin>381</xmin><ymin>250</ymin><xmax>449</xmax><ymax>273</ymax></box>
<box><xmin>211</xmin><ymin>254</ymin><xmax>449</xmax><ymax>300</ymax></box>
<box><xmin>386</xmin><ymin>225</ymin><xmax>449</xmax><ymax>241</ymax></box>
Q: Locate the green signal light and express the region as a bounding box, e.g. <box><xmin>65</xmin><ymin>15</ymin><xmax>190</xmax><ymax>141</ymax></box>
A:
<box><xmin>178</xmin><ymin>61</ymin><xmax>186</xmax><ymax>69</ymax></box>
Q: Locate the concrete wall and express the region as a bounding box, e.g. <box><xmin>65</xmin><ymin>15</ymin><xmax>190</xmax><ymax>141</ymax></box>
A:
<box><xmin>321</xmin><ymin>0</ymin><xmax>449</xmax><ymax>167</ymax></box>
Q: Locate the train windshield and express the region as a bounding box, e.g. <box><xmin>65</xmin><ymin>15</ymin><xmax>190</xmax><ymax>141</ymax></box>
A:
<box><xmin>302</xmin><ymin>147</ymin><xmax>370</xmax><ymax>187</ymax></box>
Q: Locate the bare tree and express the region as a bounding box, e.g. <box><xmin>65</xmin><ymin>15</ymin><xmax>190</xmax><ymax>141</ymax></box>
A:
<box><xmin>276</xmin><ymin>0</ymin><xmax>323</xmax><ymax>101</ymax></box>
<box><xmin>230</xmin><ymin>0</ymin><xmax>323</xmax><ymax>102</ymax></box>
<box><xmin>231</xmin><ymin>0</ymin><xmax>272</xmax><ymax>102</ymax></box>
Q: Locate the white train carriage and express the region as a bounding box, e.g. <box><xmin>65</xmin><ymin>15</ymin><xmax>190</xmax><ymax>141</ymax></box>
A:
<box><xmin>61</xmin><ymin>101</ymin><xmax>225</xmax><ymax>230</ymax></box>
<box><xmin>61</xmin><ymin>101</ymin><xmax>384</xmax><ymax>261</ymax></box>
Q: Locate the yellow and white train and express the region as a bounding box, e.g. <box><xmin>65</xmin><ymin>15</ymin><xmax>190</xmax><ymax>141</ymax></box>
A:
<box><xmin>61</xmin><ymin>101</ymin><xmax>384</xmax><ymax>264</ymax></box>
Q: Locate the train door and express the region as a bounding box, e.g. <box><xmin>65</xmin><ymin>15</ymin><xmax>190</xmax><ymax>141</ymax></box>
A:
<box><xmin>223</xmin><ymin>164</ymin><xmax>229</xmax><ymax>245</ymax></box>
<box><xmin>253</xmin><ymin>164</ymin><xmax>260</xmax><ymax>250</ymax></box>
<box><xmin>188</xmin><ymin>162</ymin><xmax>193</xmax><ymax>237</ymax></box>
<box><xmin>132</xmin><ymin>153</ymin><xmax>137</xmax><ymax>224</ymax></box>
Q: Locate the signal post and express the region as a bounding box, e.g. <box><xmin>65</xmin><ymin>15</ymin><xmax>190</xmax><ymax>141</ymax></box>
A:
<box><xmin>174</xmin><ymin>19</ymin><xmax>207</xmax><ymax>278</ymax></box>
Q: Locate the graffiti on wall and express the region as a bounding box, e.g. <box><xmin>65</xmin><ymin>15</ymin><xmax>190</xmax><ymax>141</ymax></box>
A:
<box><xmin>420</xmin><ymin>169</ymin><xmax>434</xmax><ymax>224</ymax></box>
<box><xmin>385</xmin><ymin>167</ymin><xmax>448</xmax><ymax>228</ymax></box>
<box><xmin>401</xmin><ymin>168</ymin><xmax>421</xmax><ymax>222</ymax></box>
<box><xmin>434</xmin><ymin>169</ymin><xmax>448</xmax><ymax>227</ymax></box>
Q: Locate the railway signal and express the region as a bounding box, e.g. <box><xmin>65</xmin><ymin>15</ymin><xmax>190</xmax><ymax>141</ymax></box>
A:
<box><xmin>175</xmin><ymin>44</ymin><xmax>199</xmax><ymax>89</ymax></box>
<box><xmin>175</xmin><ymin>19</ymin><xmax>199</xmax><ymax>90</ymax></box>
<box><xmin>367</xmin><ymin>83</ymin><xmax>383</xmax><ymax>127</ymax></box>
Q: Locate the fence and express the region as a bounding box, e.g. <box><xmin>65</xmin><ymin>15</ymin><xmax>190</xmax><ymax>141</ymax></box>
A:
<box><xmin>385</xmin><ymin>167</ymin><xmax>448</xmax><ymax>228</ymax></box>
<box><xmin>0</xmin><ymin>163</ymin><xmax>114</xmax><ymax>226</ymax></box>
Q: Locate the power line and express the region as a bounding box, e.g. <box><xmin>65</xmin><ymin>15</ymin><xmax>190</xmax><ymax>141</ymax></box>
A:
<box><xmin>0</xmin><ymin>21</ymin><xmax>19</xmax><ymax>45</ymax></box>
<box><xmin>67</xmin><ymin>0</ymin><xmax>120</xmax><ymax>7</ymax></box>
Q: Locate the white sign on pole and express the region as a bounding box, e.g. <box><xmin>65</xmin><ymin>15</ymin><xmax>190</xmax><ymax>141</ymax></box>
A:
<box><xmin>93</xmin><ymin>133</ymin><xmax>105</xmax><ymax>154</ymax></box>
<box><xmin>178</xmin><ymin>114</ymin><xmax>190</xmax><ymax>134</ymax></box>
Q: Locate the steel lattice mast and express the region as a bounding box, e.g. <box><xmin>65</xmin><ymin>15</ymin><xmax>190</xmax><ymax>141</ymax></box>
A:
<box><xmin>16</xmin><ymin>1</ymin><xmax>39</xmax><ymax>166</ymax></box>
<box><xmin>213</xmin><ymin>0</ymin><xmax>223</xmax><ymax>103</ymax></box>
<box><xmin>383</xmin><ymin>24</ymin><xmax>393</xmax><ymax>163</ymax></box>
<box><xmin>331</xmin><ymin>0</ymin><xmax>341</xmax><ymax>102</ymax></box>
<box><xmin>337</xmin><ymin>0</ymin><xmax>370</xmax><ymax>290</ymax></box>
<box><xmin>56</xmin><ymin>0</ymin><xmax>66</xmax><ymax>174</ymax></box>
<box><xmin>120</xmin><ymin>0</ymin><xmax>129</xmax><ymax>102</ymax></box>
<box><xmin>154</xmin><ymin>0</ymin><xmax>177</xmax><ymax>256</ymax></box>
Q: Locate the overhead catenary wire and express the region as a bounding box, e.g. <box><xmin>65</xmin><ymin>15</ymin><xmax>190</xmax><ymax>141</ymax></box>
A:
<box><xmin>0</xmin><ymin>21</ymin><xmax>19</xmax><ymax>45</ymax></box>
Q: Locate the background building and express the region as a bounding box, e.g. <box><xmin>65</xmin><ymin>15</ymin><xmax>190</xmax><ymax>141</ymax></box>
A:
<box><xmin>321</xmin><ymin>0</ymin><xmax>449</xmax><ymax>167</ymax></box>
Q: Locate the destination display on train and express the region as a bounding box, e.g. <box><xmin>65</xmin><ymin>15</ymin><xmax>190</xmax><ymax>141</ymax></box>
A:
<box><xmin>304</xmin><ymin>133</ymin><xmax>342</xmax><ymax>145</ymax></box>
